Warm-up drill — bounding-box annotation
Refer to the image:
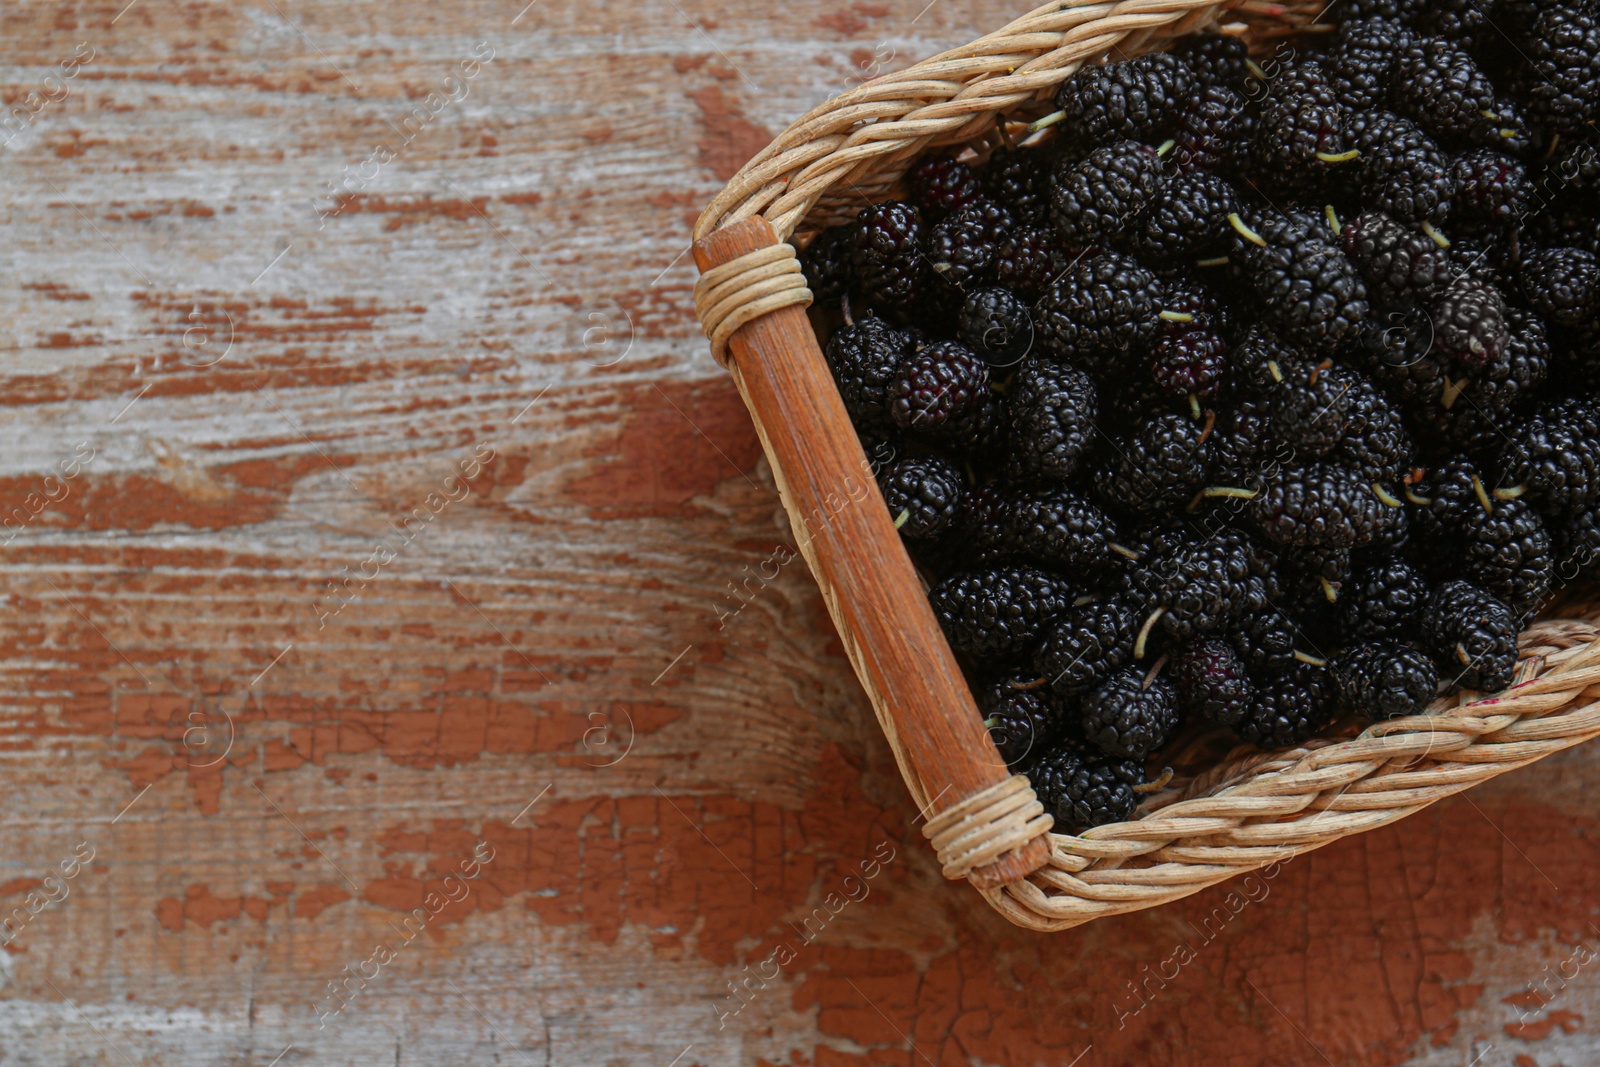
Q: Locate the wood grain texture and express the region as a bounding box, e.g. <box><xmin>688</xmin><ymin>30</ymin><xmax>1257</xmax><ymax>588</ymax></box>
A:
<box><xmin>0</xmin><ymin>2</ymin><xmax>1598</xmax><ymax>1066</ymax></box>
<box><xmin>692</xmin><ymin>217</ymin><xmax>1051</xmax><ymax>890</ymax></box>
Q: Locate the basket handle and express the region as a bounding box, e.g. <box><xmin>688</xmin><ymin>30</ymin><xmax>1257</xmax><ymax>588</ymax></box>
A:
<box><xmin>692</xmin><ymin>217</ymin><xmax>1054</xmax><ymax>890</ymax></box>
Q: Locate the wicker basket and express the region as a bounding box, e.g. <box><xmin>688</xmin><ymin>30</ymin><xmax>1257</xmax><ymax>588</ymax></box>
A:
<box><xmin>689</xmin><ymin>0</ymin><xmax>1600</xmax><ymax>931</ymax></box>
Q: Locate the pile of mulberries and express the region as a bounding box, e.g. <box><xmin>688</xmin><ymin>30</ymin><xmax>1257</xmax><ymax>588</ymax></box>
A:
<box><xmin>801</xmin><ymin>10</ymin><xmax>1600</xmax><ymax>834</ymax></box>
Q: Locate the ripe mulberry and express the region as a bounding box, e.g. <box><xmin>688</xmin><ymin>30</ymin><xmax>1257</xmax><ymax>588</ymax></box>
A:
<box><xmin>1339</xmin><ymin>556</ymin><xmax>1429</xmax><ymax>641</ymax></box>
<box><xmin>1231</xmin><ymin>207</ymin><xmax>1370</xmax><ymax>351</ymax></box>
<box><xmin>1333</xmin><ymin>641</ymin><xmax>1438</xmax><ymax>719</ymax></box>
<box><xmin>1053</xmin><ymin>51</ymin><xmax>1196</xmax><ymax>146</ymax></box>
<box><xmin>978</xmin><ymin>678</ymin><xmax>1062</xmax><ymax>767</ymax></box>
<box><xmin>800</xmin><ymin>227</ymin><xmax>854</xmax><ymax>303</ymax></box>
<box><xmin>1519</xmin><ymin>248</ymin><xmax>1598</xmax><ymax>329</ymax></box>
<box><xmin>1007</xmin><ymin>359</ymin><xmax>1098</xmax><ymax>482</ymax></box>
<box><xmin>1501</xmin><ymin>397</ymin><xmax>1600</xmax><ymax>519</ymax></box>
<box><xmin>1236</xmin><ymin>660</ymin><xmax>1337</xmax><ymax>747</ymax></box>
<box><xmin>1266</xmin><ymin>359</ymin><xmax>1355</xmax><ymax>460</ymax></box>
<box><xmin>1341</xmin><ymin>210</ymin><xmax>1454</xmax><ymax>307</ymax></box>
<box><xmin>982</xmin><ymin>146</ymin><xmax>1055</xmax><ymax>226</ymax></box>
<box><xmin>992</xmin><ymin>225</ymin><xmax>1070</xmax><ymax>299</ymax></box>
<box><xmin>1131</xmin><ymin>171</ymin><xmax>1240</xmax><ymax>263</ymax></box>
<box><xmin>852</xmin><ymin>201</ymin><xmax>928</xmax><ymax>308</ymax></box>
<box><xmin>930</xmin><ymin>564</ymin><xmax>1075</xmax><ymax>660</ymax></box>
<box><xmin>825</xmin><ymin>313</ymin><xmax>912</xmax><ymax>432</ymax></box>
<box><xmin>1253</xmin><ymin>61</ymin><xmax>1351</xmax><ymax>185</ymax></box>
<box><xmin>1348</xmin><ymin>110</ymin><xmax>1455</xmax><ymax>223</ymax></box>
<box><xmin>1003</xmin><ymin>487</ymin><xmax>1122</xmax><ymax>573</ymax></box>
<box><xmin>1171</xmin><ymin>84</ymin><xmax>1255</xmax><ymax>175</ymax></box>
<box><xmin>1036</xmin><ymin>251</ymin><xmax>1165</xmax><ymax>365</ymax></box>
<box><xmin>958</xmin><ymin>286</ymin><xmax>1034</xmax><ymax>367</ymax></box>
<box><xmin>1431</xmin><ymin>276</ymin><xmax>1508</xmax><ymax>368</ymax></box>
<box><xmin>1325</xmin><ymin>17</ymin><xmax>1410</xmax><ymax>112</ymax></box>
<box><xmin>1080</xmin><ymin>666</ymin><xmax>1180</xmax><ymax>758</ymax></box>
<box><xmin>908</xmin><ymin>154</ymin><xmax>984</xmax><ymax>218</ymax></box>
<box><xmin>1393</xmin><ymin>38</ymin><xmax>1498</xmax><ymax>145</ymax></box>
<box><xmin>1094</xmin><ymin>412</ymin><xmax>1214</xmax><ymax>515</ymax></box>
<box><xmin>1126</xmin><ymin>529</ymin><xmax>1258</xmax><ymax>643</ymax></box>
<box><xmin>1050</xmin><ymin>141</ymin><xmax>1165</xmax><ymax>244</ymax></box>
<box><xmin>1249</xmin><ymin>464</ymin><xmax>1393</xmax><ymax>548</ymax></box>
<box><xmin>1030</xmin><ymin>745</ymin><xmax>1143</xmax><ymax>830</ymax></box>
<box><xmin>1171</xmin><ymin>33</ymin><xmax>1248</xmax><ymax>89</ymax></box>
<box><xmin>1519</xmin><ymin>6</ymin><xmax>1600</xmax><ymax>135</ymax></box>
<box><xmin>924</xmin><ymin>199</ymin><xmax>1013</xmax><ymax>289</ymax></box>
<box><xmin>880</xmin><ymin>455</ymin><xmax>966</xmax><ymax>540</ymax></box>
<box><xmin>888</xmin><ymin>339</ymin><xmax>990</xmax><ymax>436</ymax></box>
<box><xmin>1172</xmin><ymin>638</ymin><xmax>1256</xmax><ymax>727</ymax></box>
<box><xmin>1451</xmin><ymin>150</ymin><xmax>1531</xmax><ymax>223</ymax></box>
<box><xmin>1454</xmin><ymin>497</ymin><xmax>1555</xmax><ymax>620</ymax></box>
<box><xmin>1036</xmin><ymin>595</ymin><xmax>1141</xmax><ymax>695</ymax></box>
<box><xmin>1420</xmin><ymin>580</ymin><xmax>1518</xmax><ymax>691</ymax></box>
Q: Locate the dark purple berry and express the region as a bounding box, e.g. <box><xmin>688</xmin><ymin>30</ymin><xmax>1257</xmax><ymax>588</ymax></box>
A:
<box><xmin>888</xmin><ymin>339</ymin><xmax>989</xmax><ymax>436</ymax></box>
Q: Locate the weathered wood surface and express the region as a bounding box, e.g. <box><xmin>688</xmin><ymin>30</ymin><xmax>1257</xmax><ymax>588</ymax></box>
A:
<box><xmin>0</xmin><ymin>3</ymin><xmax>1597</xmax><ymax>1065</ymax></box>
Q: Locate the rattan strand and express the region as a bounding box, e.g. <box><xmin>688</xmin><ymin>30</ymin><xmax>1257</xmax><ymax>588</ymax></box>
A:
<box><xmin>692</xmin><ymin>243</ymin><xmax>813</xmax><ymax>366</ymax></box>
<box><xmin>924</xmin><ymin>774</ymin><xmax>1054</xmax><ymax>880</ymax></box>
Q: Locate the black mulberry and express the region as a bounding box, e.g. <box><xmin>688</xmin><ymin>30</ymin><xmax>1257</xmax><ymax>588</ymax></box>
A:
<box><xmin>930</xmin><ymin>564</ymin><xmax>1075</xmax><ymax>660</ymax></box>
<box><xmin>1080</xmin><ymin>666</ymin><xmax>1180</xmax><ymax>758</ymax></box>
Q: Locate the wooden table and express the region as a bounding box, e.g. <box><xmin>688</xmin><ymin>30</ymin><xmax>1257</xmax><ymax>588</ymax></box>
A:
<box><xmin>1</xmin><ymin>3</ymin><xmax>1597</xmax><ymax>1064</ymax></box>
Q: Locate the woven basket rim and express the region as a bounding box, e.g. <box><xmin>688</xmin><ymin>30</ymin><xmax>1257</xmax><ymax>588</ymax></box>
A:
<box><xmin>691</xmin><ymin>0</ymin><xmax>1600</xmax><ymax>932</ymax></box>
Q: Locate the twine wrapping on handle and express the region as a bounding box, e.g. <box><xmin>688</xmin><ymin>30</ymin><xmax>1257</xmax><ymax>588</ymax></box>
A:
<box><xmin>923</xmin><ymin>774</ymin><xmax>1054</xmax><ymax>881</ymax></box>
<box><xmin>692</xmin><ymin>242</ymin><xmax>813</xmax><ymax>366</ymax></box>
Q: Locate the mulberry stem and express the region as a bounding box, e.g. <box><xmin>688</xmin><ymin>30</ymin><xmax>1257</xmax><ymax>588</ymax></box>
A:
<box><xmin>1132</xmin><ymin>766</ymin><xmax>1174</xmax><ymax>794</ymax></box>
<box><xmin>1134</xmin><ymin>607</ymin><xmax>1166</xmax><ymax>661</ymax></box>
<box><xmin>1470</xmin><ymin>475</ymin><xmax>1494</xmax><ymax>515</ymax></box>
<box><xmin>1228</xmin><ymin>212</ymin><xmax>1267</xmax><ymax>247</ymax></box>
<box><xmin>1007</xmin><ymin>677</ymin><xmax>1048</xmax><ymax>691</ymax></box>
<box><xmin>1026</xmin><ymin>110</ymin><xmax>1066</xmax><ymax>133</ymax></box>
<box><xmin>1141</xmin><ymin>654</ymin><xmax>1169</xmax><ymax>691</ymax></box>
<box><xmin>1440</xmin><ymin>375</ymin><xmax>1466</xmax><ymax>410</ymax></box>
<box><xmin>1371</xmin><ymin>484</ymin><xmax>1404</xmax><ymax>508</ymax></box>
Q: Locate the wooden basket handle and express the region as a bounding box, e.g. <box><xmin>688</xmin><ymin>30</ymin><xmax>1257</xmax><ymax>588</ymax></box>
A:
<box><xmin>693</xmin><ymin>217</ymin><xmax>1054</xmax><ymax>890</ymax></box>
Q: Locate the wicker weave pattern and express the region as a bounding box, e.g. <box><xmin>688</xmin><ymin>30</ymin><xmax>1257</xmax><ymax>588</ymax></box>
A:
<box><xmin>694</xmin><ymin>0</ymin><xmax>1321</xmax><ymax>244</ymax></box>
<box><xmin>692</xmin><ymin>0</ymin><xmax>1600</xmax><ymax>930</ymax></box>
<box><xmin>988</xmin><ymin>623</ymin><xmax>1600</xmax><ymax>929</ymax></box>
